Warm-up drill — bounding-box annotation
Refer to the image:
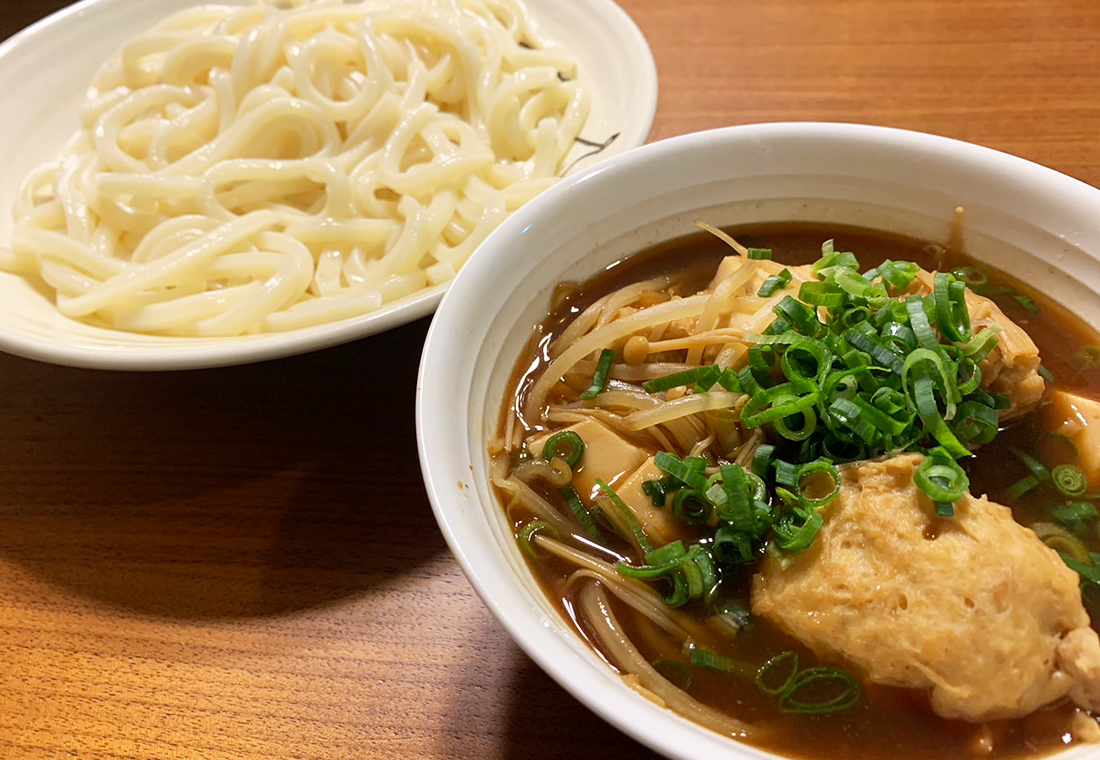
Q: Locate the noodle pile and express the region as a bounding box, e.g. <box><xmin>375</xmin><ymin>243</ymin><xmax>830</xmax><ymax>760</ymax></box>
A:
<box><xmin>6</xmin><ymin>0</ymin><xmax>595</xmax><ymax>336</ymax></box>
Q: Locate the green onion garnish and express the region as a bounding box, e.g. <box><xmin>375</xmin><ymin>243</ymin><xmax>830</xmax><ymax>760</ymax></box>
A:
<box><xmin>671</xmin><ymin>488</ymin><xmax>712</xmax><ymax>526</ymax></box>
<box><xmin>757</xmin><ymin>652</ymin><xmax>860</xmax><ymax>715</ymax></box>
<box><xmin>543</xmin><ymin>430</ymin><xmax>585</xmax><ymax>468</ymax></box>
<box><xmin>773</xmin><ymin>507</ymin><xmax>824</xmax><ymax>552</ymax></box>
<box><xmin>655</xmin><ymin>452</ymin><xmax>709</xmax><ymax>492</ymax></box>
<box><xmin>580</xmin><ymin>348</ymin><xmax>615</xmax><ymax>399</ymax></box>
<box><xmin>560</xmin><ymin>485</ymin><xmax>605</xmax><ymax>543</ymax></box>
<box><xmin>596</xmin><ymin>478</ymin><xmax>653</xmax><ymax>554</ymax></box>
<box><xmin>1014</xmin><ymin>294</ymin><xmax>1040</xmax><ymax>314</ymax></box>
<box><xmin>747</xmin><ymin>247</ymin><xmax>773</xmax><ymax>260</ymax></box>
<box><xmin>758</xmin><ymin>269</ymin><xmax>793</xmax><ymax>297</ymax></box>
<box><xmin>1062</xmin><ymin>554</ymin><xmax>1100</xmax><ymax>586</ymax></box>
<box><xmin>518</xmin><ymin>521</ymin><xmax>558</xmax><ymax>560</ymax></box>
<box><xmin>914</xmin><ymin>451</ymin><xmax>969</xmax><ymax>506</ymax></box>
<box><xmin>752</xmin><ymin>444</ymin><xmax>777</xmax><ymax>479</ymax></box>
<box><xmin>688</xmin><ymin>647</ymin><xmax>750</xmax><ymax>675</ymax></box>
<box><xmin>952</xmin><ymin>265</ymin><xmax>989</xmax><ymax>288</ymax></box>
<box><xmin>794</xmin><ymin>460</ymin><xmax>841</xmax><ymax>509</ymax></box>
<box><xmin>1011</xmin><ymin>447</ymin><xmax>1051</xmax><ymax>482</ymax></box>
<box><xmin>644</xmin><ymin>364</ymin><xmax>722</xmax><ymax>394</ymax></box>
<box><xmin>642</xmin><ymin>477</ymin><xmax>676</xmax><ymax>507</ymax></box>
<box><xmin>756</xmin><ymin>651</ymin><xmax>800</xmax><ymax>696</ymax></box>
<box><xmin>779</xmin><ymin>667</ymin><xmax>862</xmax><ymax>715</ymax></box>
<box><xmin>1053</xmin><ymin>502</ymin><xmax>1099</xmax><ymax>534</ymax></box>
<box><xmin>1052</xmin><ymin>464</ymin><xmax>1089</xmax><ymax>498</ymax></box>
<box><xmin>1073</xmin><ymin>346</ymin><xmax>1100</xmax><ymax>370</ymax></box>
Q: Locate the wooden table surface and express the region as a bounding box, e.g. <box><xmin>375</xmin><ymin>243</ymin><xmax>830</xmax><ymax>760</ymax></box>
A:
<box><xmin>1</xmin><ymin>1</ymin><xmax>1099</xmax><ymax>758</ymax></box>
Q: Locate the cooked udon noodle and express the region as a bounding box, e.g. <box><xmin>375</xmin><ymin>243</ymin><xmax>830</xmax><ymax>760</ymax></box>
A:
<box><xmin>5</xmin><ymin>0</ymin><xmax>596</xmax><ymax>336</ymax></box>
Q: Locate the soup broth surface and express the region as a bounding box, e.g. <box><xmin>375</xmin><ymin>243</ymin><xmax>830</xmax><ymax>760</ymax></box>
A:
<box><xmin>500</xmin><ymin>223</ymin><xmax>1100</xmax><ymax>760</ymax></box>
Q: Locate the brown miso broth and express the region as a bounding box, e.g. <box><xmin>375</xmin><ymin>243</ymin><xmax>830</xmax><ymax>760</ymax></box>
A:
<box><xmin>496</xmin><ymin>223</ymin><xmax>1100</xmax><ymax>760</ymax></box>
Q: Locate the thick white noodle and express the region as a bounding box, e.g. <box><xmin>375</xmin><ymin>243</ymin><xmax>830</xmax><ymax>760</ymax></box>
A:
<box><xmin>8</xmin><ymin>0</ymin><xmax>594</xmax><ymax>336</ymax></box>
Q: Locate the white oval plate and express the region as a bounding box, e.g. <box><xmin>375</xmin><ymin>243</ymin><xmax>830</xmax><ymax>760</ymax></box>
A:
<box><xmin>0</xmin><ymin>0</ymin><xmax>657</xmax><ymax>370</ymax></box>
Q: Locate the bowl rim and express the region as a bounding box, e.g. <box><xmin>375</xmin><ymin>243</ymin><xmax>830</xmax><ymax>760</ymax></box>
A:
<box><xmin>416</xmin><ymin>121</ymin><xmax>1100</xmax><ymax>760</ymax></box>
<box><xmin>0</xmin><ymin>0</ymin><xmax>658</xmax><ymax>371</ymax></box>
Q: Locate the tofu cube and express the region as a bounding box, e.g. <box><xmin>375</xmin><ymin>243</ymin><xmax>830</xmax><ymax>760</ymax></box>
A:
<box><xmin>529</xmin><ymin>419</ymin><xmax>649</xmax><ymax>502</ymax></box>
<box><xmin>1043</xmin><ymin>388</ymin><xmax>1100</xmax><ymax>489</ymax></box>
<box><xmin>613</xmin><ymin>456</ymin><xmax>690</xmax><ymax>547</ymax></box>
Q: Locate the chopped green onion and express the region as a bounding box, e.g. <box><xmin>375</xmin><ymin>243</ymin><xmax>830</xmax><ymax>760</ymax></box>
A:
<box><xmin>596</xmin><ymin>478</ymin><xmax>653</xmax><ymax>554</ymax></box>
<box><xmin>799</xmin><ymin>281</ymin><xmax>846</xmax><ymax>308</ymax></box>
<box><xmin>952</xmin><ymin>401</ymin><xmax>999</xmax><ymax>446</ymax></box>
<box><xmin>828</xmin><ymin>397</ymin><xmax>881</xmax><ymax>445</ymax></box>
<box><xmin>795</xmin><ymin>459</ymin><xmax>841</xmax><ymax>508</ymax></box>
<box><xmin>741</xmin><ymin>384</ymin><xmax>823</xmax><ymax>428</ymax></box>
<box><xmin>773</xmin><ymin>507</ymin><xmax>824</xmax><ymax>552</ymax></box>
<box><xmin>774</xmin><ymin>460</ymin><xmax>801</xmax><ymax>488</ymax></box>
<box><xmin>813</xmin><ymin>248</ymin><xmax>859</xmax><ymax>276</ymax></box>
<box><xmin>655</xmin><ymin>452</ymin><xmax>709</xmax><ymax>492</ymax></box>
<box><xmin>581</xmin><ymin>348</ymin><xmax>615</xmax><ymax>399</ymax></box>
<box><xmin>834</xmin><ymin>268</ymin><xmax>886</xmax><ymax>304</ymax></box>
<box><xmin>1007</xmin><ymin>474</ymin><xmax>1043</xmax><ymax>500</ymax></box>
<box><xmin>845</xmin><ymin>322</ymin><xmax>903</xmax><ymax>374</ymax></box>
<box><xmin>712</xmin><ymin>464</ymin><xmax>752</xmax><ymax>530</ymax></box>
<box><xmin>752</xmin><ymin>444</ymin><xmax>777</xmax><ymax>479</ymax></box>
<box><xmin>779</xmin><ymin>667</ymin><xmax>861</xmax><ymax>715</ymax></box>
<box><xmin>712</xmin><ymin>525</ymin><xmax>757</xmax><ymax>564</ymax></box>
<box><xmin>877</xmin><ymin>259</ymin><xmax>920</xmax><ymax>291</ymax></box>
<box><xmin>749</xmin><ymin>345</ymin><xmax>776</xmax><ymax>372</ymax></box>
<box><xmin>780</xmin><ymin>337</ymin><xmax>834</xmax><ymax>386</ymax></box>
<box><xmin>1014</xmin><ymin>294</ymin><xmax>1040</xmax><ymax>314</ymax></box>
<box><xmin>642</xmin><ymin>477</ymin><xmax>675</xmax><ymax>507</ymax></box>
<box><xmin>560</xmin><ymin>486</ymin><xmax>606</xmax><ymax>543</ymax></box>
<box><xmin>716</xmin><ymin>367</ymin><xmax>742</xmax><ymax>392</ymax></box>
<box><xmin>671</xmin><ymin>488</ymin><xmax>712</xmax><ymax>526</ymax></box>
<box><xmin>914</xmin><ymin>451</ymin><xmax>969</xmax><ymax>505</ymax></box>
<box><xmin>518</xmin><ymin>521</ymin><xmax>559</xmax><ymax>560</ymax></box>
<box><xmin>1053</xmin><ymin>502</ymin><xmax>1099</xmax><ymax>534</ymax></box>
<box><xmin>774</xmin><ymin>296</ymin><xmax>822</xmax><ymax>336</ymax></box>
<box><xmin>747</xmin><ymin>247</ymin><xmax>773</xmax><ymax>260</ymax></box>
<box><xmin>952</xmin><ymin>266</ymin><xmax>989</xmax><ymax>288</ymax></box>
<box><xmin>1052</xmin><ymin>465</ymin><xmax>1089</xmax><ymax>498</ymax></box>
<box><xmin>1038</xmin><ymin>364</ymin><xmax>1056</xmax><ymax>383</ymax></box>
<box><xmin>543</xmin><ymin>430</ymin><xmax>585</xmax><ymax>468</ymax></box>
<box><xmin>617</xmin><ymin>541</ymin><xmax>690</xmax><ymax>579</ymax></box>
<box><xmin>756</xmin><ymin>651</ymin><xmax>800</xmax><ymax>696</ymax></box>
<box><xmin>643</xmin><ymin>364</ymin><xmax>718</xmax><ymax>393</ymax></box>
<box><xmin>758</xmin><ymin>269</ymin><xmax>793</xmax><ymax>297</ymax></box>
<box><xmin>1011</xmin><ymin>447</ymin><xmax>1051</xmax><ymax>482</ymax></box>
<box><xmin>1073</xmin><ymin>346</ymin><xmax>1100</xmax><ymax>370</ymax></box>
<box><xmin>688</xmin><ymin>647</ymin><xmax>750</xmax><ymax>675</ymax></box>
<box><xmin>1062</xmin><ymin>553</ymin><xmax>1100</xmax><ymax>585</ymax></box>
<box><xmin>959</xmin><ymin>325</ymin><xmax>1002</xmax><ymax>364</ymax></box>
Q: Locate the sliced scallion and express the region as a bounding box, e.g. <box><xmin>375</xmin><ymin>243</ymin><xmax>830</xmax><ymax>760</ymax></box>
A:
<box><xmin>518</xmin><ymin>521</ymin><xmax>558</xmax><ymax>560</ymax></box>
<box><xmin>580</xmin><ymin>348</ymin><xmax>615</xmax><ymax>399</ymax></box>
<box><xmin>543</xmin><ymin>430</ymin><xmax>585</xmax><ymax>468</ymax></box>
<box><xmin>1052</xmin><ymin>464</ymin><xmax>1089</xmax><ymax>498</ymax></box>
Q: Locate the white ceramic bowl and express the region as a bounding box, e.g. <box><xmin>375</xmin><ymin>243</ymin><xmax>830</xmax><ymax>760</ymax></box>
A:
<box><xmin>416</xmin><ymin>123</ymin><xmax>1100</xmax><ymax>759</ymax></box>
<box><xmin>0</xmin><ymin>0</ymin><xmax>656</xmax><ymax>370</ymax></box>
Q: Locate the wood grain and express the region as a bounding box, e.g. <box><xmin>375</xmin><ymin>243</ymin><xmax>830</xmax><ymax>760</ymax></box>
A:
<box><xmin>1</xmin><ymin>0</ymin><xmax>1099</xmax><ymax>758</ymax></box>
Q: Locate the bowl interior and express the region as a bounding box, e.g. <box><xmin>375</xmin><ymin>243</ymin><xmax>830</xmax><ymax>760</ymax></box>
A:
<box><xmin>419</xmin><ymin>123</ymin><xmax>1100</xmax><ymax>760</ymax></box>
<box><xmin>0</xmin><ymin>0</ymin><xmax>656</xmax><ymax>369</ymax></box>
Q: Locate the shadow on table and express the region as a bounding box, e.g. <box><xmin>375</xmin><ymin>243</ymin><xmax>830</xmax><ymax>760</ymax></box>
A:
<box><xmin>0</xmin><ymin>317</ymin><xmax>446</xmax><ymax>620</ymax></box>
<box><xmin>501</xmin><ymin>648</ymin><xmax>663</xmax><ymax>760</ymax></box>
